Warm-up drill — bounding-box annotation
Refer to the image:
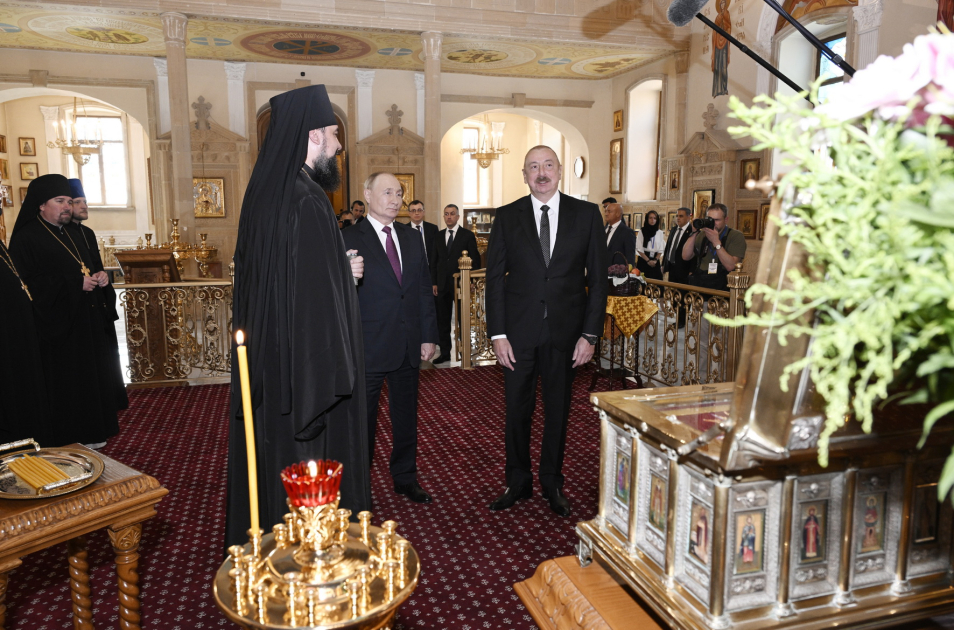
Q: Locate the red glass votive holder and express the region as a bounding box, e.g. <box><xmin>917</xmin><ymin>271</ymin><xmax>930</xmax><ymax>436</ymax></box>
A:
<box><xmin>281</xmin><ymin>460</ymin><xmax>343</xmax><ymax>507</ymax></box>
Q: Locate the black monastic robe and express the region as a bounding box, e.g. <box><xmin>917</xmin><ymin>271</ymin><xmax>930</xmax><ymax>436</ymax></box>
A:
<box><xmin>10</xmin><ymin>218</ymin><xmax>123</xmax><ymax>446</ymax></box>
<box><xmin>225</xmin><ymin>168</ymin><xmax>371</xmax><ymax>547</ymax></box>
<box><xmin>0</xmin><ymin>241</ymin><xmax>49</xmax><ymax>445</ymax></box>
<box><xmin>69</xmin><ymin>221</ymin><xmax>129</xmax><ymax>410</ymax></box>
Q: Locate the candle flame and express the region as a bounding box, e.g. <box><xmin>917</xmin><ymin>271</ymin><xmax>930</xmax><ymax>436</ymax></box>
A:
<box><xmin>235</xmin><ymin>330</ymin><xmax>244</xmax><ymax>345</ymax></box>
<box><xmin>307</xmin><ymin>460</ymin><xmax>318</xmax><ymax>478</ymax></box>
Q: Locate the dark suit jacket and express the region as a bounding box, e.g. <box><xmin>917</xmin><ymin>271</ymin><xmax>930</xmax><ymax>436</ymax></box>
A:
<box><xmin>410</xmin><ymin>220</ymin><xmax>439</xmax><ymax>269</ymax></box>
<box><xmin>342</xmin><ymin>219</ymin><xmax>438</xmax><ymax>372</ymax></box>
<box><xmin>485</xmin><ymin>193</ymin><xmax>608</xmax><ymax>352</ymax></box>
<box><xmin>606</xmin><ymin>222</ymin><xmax>636</xmax><ymax>267</ymax></box>
<box><xmin>431</xmin><ymin>225</ymin><xmax>481</xmax><ymax>292</ymax></box>
<box><xmin>661</xmin><ymin>224</ymin><xmax>695</xmax><ymax>283</ymax></box>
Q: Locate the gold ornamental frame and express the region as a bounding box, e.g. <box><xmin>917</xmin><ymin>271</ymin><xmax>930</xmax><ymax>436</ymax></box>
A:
<box><xmin>394</xmin><ymin>173</ymin><xmax>414</xmax><ymax>211</ymax></box>
<box><xmin>193</xmin><ymin>177</ymin><xmax>225</xmax><ymax>218</ymax></box>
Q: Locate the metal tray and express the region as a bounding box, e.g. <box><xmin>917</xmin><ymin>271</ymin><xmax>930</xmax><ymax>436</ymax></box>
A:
<box><xmin>0</xmin><ymin>440</ymin><xmax>105</xmax><ymax>499</ymax></box>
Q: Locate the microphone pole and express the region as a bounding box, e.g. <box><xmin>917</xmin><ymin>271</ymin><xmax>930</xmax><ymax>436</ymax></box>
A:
<box><xmin>759</xmin><ymin>0</ymin><xmax>855</xmax><ymax>77</ymax></box>
<box><xmin>695</xmin><ymin>13</ymin><xmax>811</xmax><ymax>102</ymax></box>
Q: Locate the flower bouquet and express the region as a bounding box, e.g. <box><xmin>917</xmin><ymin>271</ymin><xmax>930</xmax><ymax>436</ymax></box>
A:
<box><xmin>715</xmin><ymin>29</ymin><xmax>954</xmax><ymax>494</ymax></box>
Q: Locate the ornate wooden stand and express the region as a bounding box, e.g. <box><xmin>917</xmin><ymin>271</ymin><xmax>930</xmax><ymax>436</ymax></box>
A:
<box><xmin>0</xmin><ymin>446</ymin><xmax>167</xmax><ymax>630</ymax></box>
<box><xmin>515</xmin><ymin>556</ymin><xmax>665</xmax><ymax>630</ymax></box>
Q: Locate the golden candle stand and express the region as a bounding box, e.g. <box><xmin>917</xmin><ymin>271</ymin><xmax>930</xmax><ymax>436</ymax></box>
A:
<box><xmin>193</xmin><ymin>233</ymin><xmax>218</xmax><ymax>279</ymax></box>
<box><xmin>213</xmin><ymin>500</ymin><xmax>420</xmax><ymax>629</ymax></box>
<box><xmin>162</xmin><ymin>218</ymin><xmax>193</xmax><ymax>277</ymax></box>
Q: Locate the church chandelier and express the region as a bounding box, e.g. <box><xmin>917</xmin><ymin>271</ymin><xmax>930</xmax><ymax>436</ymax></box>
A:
<box><xmin>460</xmin><ymin>117</ymin><xmax>509</xmax><ymax>168</ymax></box>
<box><xmin>46</xmin><ymin>97</ymin><xmax>104</xmax><ymax>166</ymax></box>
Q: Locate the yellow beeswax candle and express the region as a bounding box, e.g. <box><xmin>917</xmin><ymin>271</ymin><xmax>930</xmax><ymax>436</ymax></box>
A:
<box><xmin>235</xmin><ymin>330</ymin><xmax>259</xmax><ymax>534</ymax></box>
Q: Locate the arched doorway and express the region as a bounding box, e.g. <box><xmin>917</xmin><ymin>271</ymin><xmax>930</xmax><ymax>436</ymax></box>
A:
<box><xmin>255</xmin><ymin>107</ymin><xmax>351</xmax><ymax>215</ymax></box>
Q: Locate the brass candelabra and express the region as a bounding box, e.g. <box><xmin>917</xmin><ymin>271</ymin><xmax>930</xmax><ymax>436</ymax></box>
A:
<box><xmin>213</xmin><ymin>461</ymin><xmax>420</xmax><ymax>629</ymax></box>
<box><xmin>193</xmin><ymin>233</ymin><xmax>218</xmax><ymax>279</ymax></box>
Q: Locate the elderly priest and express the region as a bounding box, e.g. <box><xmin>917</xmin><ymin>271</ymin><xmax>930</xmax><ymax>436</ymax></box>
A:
<box><xmin>9</xmin><ymin>174</ymin><xmax>125</xmax><ymax>449</ymax></box>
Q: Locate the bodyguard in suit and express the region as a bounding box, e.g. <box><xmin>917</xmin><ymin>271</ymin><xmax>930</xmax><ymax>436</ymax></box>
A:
<box><xmin>431</xmin><ymin>204</ymin><xmax>481</xmax><ymax>364</ymax></box>
<box><xmin>485</xmin><ymin>145</ymin><xmax>608</xmax><ymax>517</ymax></box>
<box><xmin>342</xmin><ymin>173</ymin><xmax>439</xmax><ymax>504</ymax></box>
<box><xmin>662</xmin><ymin>207</ymin><xmax>694</xmax><ymax>284</ymax></box>
<box><xmin>407</xmin><ymin>199</ymin><xmax>438</xmax><ymax>266</ymax></box>
<box><xmin>603</xmin><ymin>202</ymin><xmax>636</xmax><ymax>267</ymax></box>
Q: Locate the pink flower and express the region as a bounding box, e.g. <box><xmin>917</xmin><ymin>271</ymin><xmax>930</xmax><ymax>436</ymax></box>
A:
<box><xmin>817</xmin><ymin>31</ymin><xmax>954</xmax><ymax>123</ymax></box>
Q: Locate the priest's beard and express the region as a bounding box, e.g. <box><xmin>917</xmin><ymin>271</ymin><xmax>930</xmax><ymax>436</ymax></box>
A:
<box><xmin>309</xmin><ymin>153</ymin><xmax>341</xmax><ymax>192</ymax></box>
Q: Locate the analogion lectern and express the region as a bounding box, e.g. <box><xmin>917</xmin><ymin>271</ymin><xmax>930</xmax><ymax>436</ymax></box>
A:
<box><xmin>573</xmin><ymin>189</ymin><xmax>954</xmax><ymax>630</ymax></box>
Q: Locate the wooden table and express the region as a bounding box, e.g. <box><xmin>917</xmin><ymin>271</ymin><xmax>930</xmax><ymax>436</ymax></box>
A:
<box><xmin>0</xmin><ymin>446</ymin><xmax>168</xmax><ymax>630</ymax></box>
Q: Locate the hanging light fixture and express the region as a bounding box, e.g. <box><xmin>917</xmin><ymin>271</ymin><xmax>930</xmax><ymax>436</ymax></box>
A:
<box><xmin>47</xmin><ymin>97</ymin><xmax>104</xmax><ymax>165</ymax></box>
<box><xmin>460</xmin><ymin>116</ymin><xmax>509</xmax><ymax>168</ymax></box>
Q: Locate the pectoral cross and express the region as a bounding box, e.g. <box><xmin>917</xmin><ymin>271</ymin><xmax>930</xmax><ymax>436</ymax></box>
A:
<box><xmin>21</xmin><ymin>280</ymin><xmax>32</xmax><ymax>301</ymax></box>
<box><xmin>81</xmin><ymin>263</ymin><xmax>90</xmax><ymax>277</ymax></box>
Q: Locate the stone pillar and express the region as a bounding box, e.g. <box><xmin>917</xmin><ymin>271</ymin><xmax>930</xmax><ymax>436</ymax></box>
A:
<box><xmin>39</xmin><ymin>106</ymin><xmax>62</xmax><ymax>176</ymax></box>
<box><xmin>673</xmin><ymin>52</ymin><xmax>690</xmax><ymax>154</ymax></box>
<box><xmin>160</xmin><ymin>12</ymin><xmax>194</xmax><ymax>247</ymax></box>
<box><xmin>414</xmin><ymin>72</ymin><xmax>425</xmax><ymax>137</ymax></box>
<box><xmin>422</xmin><ymin>31</ymin><xmax>442</xmax><ymax>216</ymax></box>
<box><xmin>224</xmin><ymin>61</ymin><xmax>247</xmax><ymax>137</ymax></box>
<box><xmin>355</xmin><ymin>70</ymin><xmax>375</xmax><ymax>141</ymax></box>
<box><xmin>852</xmin><ymin>0</ymin><xmax>884</xmax><ymax>71</ymax></box>
<box><xmin>153</xmin><ymin>58</ymin><xmax>171</xmax><ymax>136</ymax></box>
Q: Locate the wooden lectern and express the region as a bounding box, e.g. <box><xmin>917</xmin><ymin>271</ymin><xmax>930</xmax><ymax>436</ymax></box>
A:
<box><xmin>114</xmin><ymin>249</ymin><xmax>181</xmax><ymax>284</ymax></box>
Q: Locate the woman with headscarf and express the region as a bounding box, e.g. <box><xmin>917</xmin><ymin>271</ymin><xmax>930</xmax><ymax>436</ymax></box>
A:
<box><xmin>9</xmin><ymin>174</ymin><xmax>122</xmax><ymax>448</ymax></box>
<box><xmin>636</xmin><ymin>210</ymin><xmax>665</xmax><ymax>280</ymax></box>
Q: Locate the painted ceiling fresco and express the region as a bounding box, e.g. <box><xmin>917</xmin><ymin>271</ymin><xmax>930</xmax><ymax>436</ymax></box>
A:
<box><xmin>0</xmin><ymin>3</ymin><xmax>674</xmax><ymax>80</ymax></box>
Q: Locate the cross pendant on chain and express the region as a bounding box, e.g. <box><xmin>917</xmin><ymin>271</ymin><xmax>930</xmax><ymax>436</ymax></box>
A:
<box><xmin>21</xmin><ymin>281</ymin><xmax>32</xmax><ymax>300</ymax></box>
<box><xmin>81</xmin><ymin>263</ymin><xmax>90</xmax><ymax>277</ymax></box>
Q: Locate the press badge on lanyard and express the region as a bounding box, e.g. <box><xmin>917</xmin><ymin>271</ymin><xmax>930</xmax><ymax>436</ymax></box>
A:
<box><xmin>708</xmin><ymin>261</ymin><xmax>719</xmax><ymax>274</ymax></box>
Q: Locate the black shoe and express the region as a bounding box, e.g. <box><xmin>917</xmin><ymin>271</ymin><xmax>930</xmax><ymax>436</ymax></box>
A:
<box><xmin>542</xmin><ymin>487</ymin><xmax>571</xmax><ymax>517</ymax></box>
<box><xmin>432</xmin><ymin>355</ymin><xmax>449</xmax><ymax>365</ymax></box>
<box><xmin>489</xmin><ymin>486</ymin><xmax>532</xmax><ymax>511</ymax></box>
<box><xmin>394</xmin><ymin>481</ymin><xmax>433</xmax><ymax>504</ymax></box>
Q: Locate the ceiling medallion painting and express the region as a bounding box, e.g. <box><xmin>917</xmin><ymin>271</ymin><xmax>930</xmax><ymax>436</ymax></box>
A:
<box><xmin>440</xmin><ymin>41</ymin><xmax>536</xmax><ymax>71</ymax></box>
<box><xmin>26</xmin><ymin>14</ymin><xmax>165</xmax><ymax>52</ymax></box>
<box><xmin>571</xmin><ymin>53</ymin><xmax>653</xmax><ymax>77</ymax></box>
<box><xmin>240</xmin><ymin>29</ymin><xmax>372</xmax><ymax>61</ymax></box>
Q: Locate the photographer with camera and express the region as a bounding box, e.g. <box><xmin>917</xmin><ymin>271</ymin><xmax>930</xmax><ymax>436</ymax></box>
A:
<box><xmin>680</xmin><ymin>203</ymin><xmax>745</xmax><ymax>292</ymax></box>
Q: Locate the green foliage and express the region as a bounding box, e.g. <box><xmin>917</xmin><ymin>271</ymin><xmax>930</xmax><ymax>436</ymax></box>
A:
<box><xmin>709</xmin><ymin>89</ymin><xmax>954</xmax><ymax>478</ymax></box>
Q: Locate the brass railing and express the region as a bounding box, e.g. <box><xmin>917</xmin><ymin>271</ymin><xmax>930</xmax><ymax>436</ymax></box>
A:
<box><xmin>456</xmin><ymin>255</ymin><xmax>749</xmax><ymax>384</ymax></box>
<box><xmin>616</xmin><ymin>267</ymin><xmax>749</xmax><ymax>386</ymax></box>
<box><xmin>119</xmin><ymin>280</ymin><xmax>232</xmax><ymax>384</ymax></box>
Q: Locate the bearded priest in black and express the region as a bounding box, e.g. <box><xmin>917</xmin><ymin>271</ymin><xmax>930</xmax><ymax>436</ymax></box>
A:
<box><xmin>9</xmin><ymin>174</ymin><xmax>123</xmax><ymax>448</ymax></box>
<box><xmin>225</xmin><ymin>85</ymin><xmax>372</xmax><ymax>548</ymax></box>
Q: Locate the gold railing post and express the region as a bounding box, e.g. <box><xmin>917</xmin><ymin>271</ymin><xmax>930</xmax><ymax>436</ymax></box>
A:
<box><xmin>457</xmin><ymin>250</ymin><xmax>473</xmax><ymax>369</ymax></box>
<box><xmin>726</xmin><ymin>263</ymin><xmax>750</xmax><ymax>380</ymax></box>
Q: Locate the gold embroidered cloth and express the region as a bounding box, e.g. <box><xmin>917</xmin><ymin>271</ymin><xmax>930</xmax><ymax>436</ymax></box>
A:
<box><xmin>604</xmin><ymin>295</ymin><xmax>657</xmax><ymax>338</ymax></box>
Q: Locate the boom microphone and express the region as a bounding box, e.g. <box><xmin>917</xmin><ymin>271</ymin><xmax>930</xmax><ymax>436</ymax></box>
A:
<box><xmin>666</xmin><ymin>0</ymin><xmax>810</xmax><ymax>99</ymax></box>
<box><xmin>667</xmin><ymin>0</ymin><xmax>710</xmax><ymax>27</ymax></box>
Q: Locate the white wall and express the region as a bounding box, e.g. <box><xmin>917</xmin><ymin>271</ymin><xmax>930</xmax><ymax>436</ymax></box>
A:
<box><xmin>626</xmin><ymin>80</ymin><xmax>662</xmax><ymax>202</ymax></box>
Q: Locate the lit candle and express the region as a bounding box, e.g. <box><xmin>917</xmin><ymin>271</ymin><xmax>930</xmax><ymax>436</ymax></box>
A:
<box><xmin>235</xmin><ymin>330</ymin><xmax>259</xmax><ymax>534</ymax></box>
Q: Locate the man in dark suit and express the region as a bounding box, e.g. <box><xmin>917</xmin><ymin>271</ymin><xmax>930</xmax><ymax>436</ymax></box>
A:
<box><xmin>342</xmin><ymin>172</ymin><xmax>438</xmax><ymax>504</ymax></box>
<box><xmin>604</xmin><ymin>202</ymin><xmax>636</xmax><ymax>268</ymax></box>
<box><xmin>407</xmin><ymin>199</ymin><xmax>438</xmax><ymax>268</ymax></box>
<box><xmin>662</xmin><ymin>207</ymin><xmax>694</xmax><ymax>284</ymax></box>
<box><xmin>485</xmin><ymin>145</ymin><xmax>608</xmax><ymax>517</ymax></box>
<box><xmin>431</xmin><ymin>203</ymin><xmax>481</xmax><ymax>364</ymax></box>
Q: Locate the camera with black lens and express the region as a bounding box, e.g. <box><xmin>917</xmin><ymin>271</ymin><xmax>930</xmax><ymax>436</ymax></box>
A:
<box><xmin>692</xmin><ymin>216</ymin><xmax>715</xmax><ymax>230</ymax></box>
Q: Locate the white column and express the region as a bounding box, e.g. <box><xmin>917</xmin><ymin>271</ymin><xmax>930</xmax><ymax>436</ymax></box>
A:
<box><xmin>355</xmin><ymin>69</ymin><xmax>375</xmax><ymax>141</ymax></box>
<box><xmin>153</xmin><ymin>58</ymin><xmax>171</xmax><ymax>136</ymax></box>
<box><xmin>852</xmin><ymin>0</ymin><xmax>884</xmax><ymax>71</ymax></box>
<box><xmin>160</xmin><ymin>11</ymin><xmax>195</xmax><ymax>245</ymax></box>
<box><xmin>414</xmin><ymin>72</ymin><xmax>425</xmax><ymax>137</ymax></box>
<box><xmin>422</xmin><ymin>31</ymin><xmax>442</xmax><ymax>216</ymax></box>
<box><xmin>224</xmin><ymin>61</ymin><xmax>247</xmax><ymax>137</ymax></box>
<box><xmin>40</xmin><ymin>105</ymin><xmax>62</xmax><ymax>175</ymax></box>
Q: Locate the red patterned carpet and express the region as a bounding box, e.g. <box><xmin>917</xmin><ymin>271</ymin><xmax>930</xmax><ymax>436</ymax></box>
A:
<box><xmin>4</xmin><ymin>364</ymin><xmax>605</xmax><ymax>629</ymax></box>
